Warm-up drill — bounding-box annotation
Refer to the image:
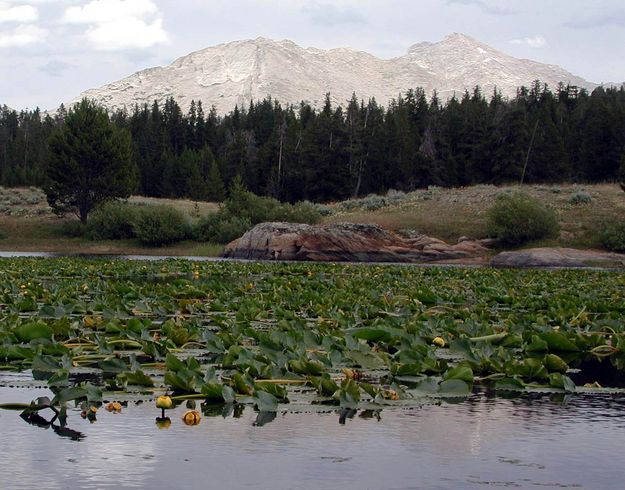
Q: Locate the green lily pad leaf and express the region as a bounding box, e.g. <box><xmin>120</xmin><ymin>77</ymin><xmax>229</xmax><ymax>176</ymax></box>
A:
<box><xmin>449</xmin><ymin>339</ymin><xmax>480</xmax><ymax>363</ymax></box>
<box><xmin>438</xmin><ymin>379</ymin><xmax>471</xmax><ymax>395</ymax></box>
<box><xmin>255</xmin><ymin>381</ymin><xmax>288</xmax><ymax>401</ymax></box>
<box><xmin>164</xmin><ymin>371</ymin><xmax>197</xmax><ymax>393</ymax></box>
<box><xmin>47</xmin><ymin>369</ymin><xmax>69</xmax><ymax>387</ymax></box>
<box><xmin>288</xmin><ymin>359</ymin><xmax>324</xmax><ymax>375</ymax></box>
<box><xmin>392</xmin><ymin>362</ymin><xmax>424</xmax><ymax>377</ymax></box>
<box><xmin>359</xmin><ymin>382</ymin><xmax>378</xmax><ymax>398</ymax></box>
<box><xmin>548</xmin><ymin>373</ymin><xmax>577</xmax><ymax>392</ymax></box>
<box><xmin>525</xmin><ymin>335</ymin><xmax>549</xmax><ymax>352</ymax></box>
<box><xmin>415</xmin><ymin>290</ymin><xmax>438</xmax><ymax>306</ymax></box>
<box><xmin>31</xmin><ymin>355</ymin><xmax>61</xmax><ymax>373</ymax></box>
<box><xmin>308</xmin><ymin>375</ymin><xmax>339</xmax><ymax>397</ymax></box>
<box><xmin>411</xmin><ymin>377</ymin><xmax>439</xmax><ymax>395</ymax></box>
<box><xmin>494</xmin><ymin>377</ymin><xmax>526</xmax><ymax>391</ymax></box>
<box><xmin>165</xmin><ymin>353</ymin><xmax>186</xmax><ymax>372</ymax></box>
<box><xmin>201</xmin><ymin>381</ymin><xmax>225</xmax><ymax>401</ymax></box>
<box><xmin>544</xmin><ymin>354</ymin><xmax>569</xmax><ymax>373</ymax></box>
<box><xmin>506</xmin><ymin>358</ymin><xmax>548</xmax><ymax>380</ymax></box>
<box><xmin>253</xmin><ymin>390</ymin><xmax>278</xmax><ymax>412</ymax></box>
<box><xmin>232</xmin><ymin>372</ymin><xmax>254</xmax><ymax>395</ymax></box>
<box><xmin>539</xmin><ymin>332</ymin><xmax>580</xmax><ymax>352</ymax></box>
<box><xmin>443</xmin><ymin>366</ymin><xmax>474</xmax><ymax>384</ymax></box>
<box><xmin>117</xmin><ymin>370</ymin><xmax>154</xmax><ymax>387</ymax></box>
<box><xmin>17</xmin><ymin>298</ymin><xmax>38</xmax><ymax>312</ymax></box>
<box><xmin>335</xmin><ymin>379</ymin><xmax>361</xmax><ymax>409</ymax></box>
<box><xmin>14</xmin><ymin>321</ymin><xmax>54</xmax><ymax>343</ymax></box>
<box><xmin>51</xmin><ymin>387</ymin><xmax>87</xmax><ymax>405</ymax></box>
<box><xmin>51</xmin><ymin>384</ymin><xmax>101</xmax><ymax>405</ymax></box>
<box><xmin>99</xmin><ymin>358</ymin><xmax>129</xmax><ymax>374</ymax></box>
<box><xmin>38</xmin><ymin>305</ymin><xmax>59</xmax><ymax>318</ymax></box>
<box><xmin>126</xmin><ymin>318</ymin><xmax>146</xmax><ymax>334</ymax></box>
<box><xmin>0</xmin><ymin>345</ymin><xmax>34</xmax><ymax>361</ymax></box>
<box><xmin>347</xmin><ymin>350</ymin><xmax>385</xmax><ymax>370</ymax></box>
<box><xmin>349</xmin><ymin>328</ymin><xmax>392</xmax><ymax>343</ymax></box>
<box><xmin>221</xmin><ymin>385</ymin><xmax>236</xmax><ymax>404</ymax></box>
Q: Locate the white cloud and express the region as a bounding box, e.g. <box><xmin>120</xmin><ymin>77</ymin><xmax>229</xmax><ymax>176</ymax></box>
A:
<box><xmin>61</xmin><ymin>0</ymin><xmax>168</xmax><ymax>50</ymax></box>
<box><xmin>0</xmin><ymin>23</ymin><xmax>46</xmax><ymax>46</ymax></box>
<box><xmin>86</xmin><ymin>16</ymin><xmax>167</xmax><ymax>50</ymax></box>
<box><xmin>63</xmin><ymin>0</ymin><xmax>157</xmax><ymax>24</ymax></box>
<box><xmin>0</xmin><ymin>4</ymin><xmax>38</xmax><ymax>23</ymax></box>
<box><xmin>510</xmin><ymin>35</ymin><xmax>546</xmax><ymax>48</ymax></box>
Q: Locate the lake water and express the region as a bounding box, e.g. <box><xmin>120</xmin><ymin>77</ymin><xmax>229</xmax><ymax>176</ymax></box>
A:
<box><xmin>1</xmin><ymin>387</ymin><xmax>624</xmax><ymax>490</ymax></box>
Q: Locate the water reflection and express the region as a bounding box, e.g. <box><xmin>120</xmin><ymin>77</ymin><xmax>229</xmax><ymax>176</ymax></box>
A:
<box><xmin>1</xmin><ymin>388</ymin><xmax>625</xmax><ymax>489</ymax></box>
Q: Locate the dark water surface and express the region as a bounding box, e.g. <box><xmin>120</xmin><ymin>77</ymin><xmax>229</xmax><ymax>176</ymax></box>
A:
<box><xmin>1</xmin><ymin>387</ymin><xmax>624</xmax><ymax>490</ymax></box>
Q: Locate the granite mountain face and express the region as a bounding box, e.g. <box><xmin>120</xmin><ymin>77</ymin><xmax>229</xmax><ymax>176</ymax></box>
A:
<box><xmin>71</xmin><ymin>33</ymin><xmax>595</xmax><ymax>113</ymax></box>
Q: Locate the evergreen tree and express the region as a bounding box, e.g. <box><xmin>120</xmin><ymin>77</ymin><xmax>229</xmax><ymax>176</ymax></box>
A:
<box><xmin>45</xmin><ymin>99</ymin><xmax>137</xmax><ymax>223</ymax></box>
<box><xmin>206</xmin><ymin>160</ymin><xmax>226</xmax><ymax>202</ymax></box>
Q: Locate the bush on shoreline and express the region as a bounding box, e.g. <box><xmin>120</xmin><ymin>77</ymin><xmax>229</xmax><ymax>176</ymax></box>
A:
<box><xmin>599</xmin><ymin>222</ymin><xmax>625</xmax><ymax>252</ymax></box>
<box><xmin>132</xmin><ymin>205</ymin><xmax>191</xmax><ymax>246</ymax></box>
<box><xmin>192</xmin><ymin>184</ymin><xmax>321</xmax><ymax>244</ymax></box>
<box><xmin>486</xmin><ymin>192</ymin><xmax>560</xmax><ymax>246</ymax></box>
<box><xmin>85</xmin><ymin>201</ymin><xmax>137</xmax><ymax>240</ymax></box>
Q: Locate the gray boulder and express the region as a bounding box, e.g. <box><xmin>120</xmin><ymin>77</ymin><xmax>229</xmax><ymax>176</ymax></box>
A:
<box><xmin>491</xmin><ymin>248</ymin><xmax>625</xmax><ymax>268</ymax></box>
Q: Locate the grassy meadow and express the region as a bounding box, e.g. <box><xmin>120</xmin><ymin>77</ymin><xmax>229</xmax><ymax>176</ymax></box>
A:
<box><xmin>0</xmin><ymin>183</ymin><xmax>623</xmax><ymax>256</ymax></box>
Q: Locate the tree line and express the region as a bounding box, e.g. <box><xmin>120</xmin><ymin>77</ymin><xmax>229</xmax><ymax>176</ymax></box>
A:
<box><xmin>2</xmin><ymin>81</ymin><xmax>625</xmax><ymax>203</ymax></box>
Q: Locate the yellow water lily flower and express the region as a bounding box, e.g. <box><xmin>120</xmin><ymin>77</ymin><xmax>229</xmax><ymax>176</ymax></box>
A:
<box><xmin>432</xmin><ymin>337</ymin><xmax>446</xmax><ymax>347</ymax></box>
<box><xmin>156</xmin><ymin>395</ymin><xmax>173</xmax><ymax>410</ymax></box>
<box><xmin>106</xmin><ymin>402</ymin><xmax>123</xmax><ymax>413</ymax></box>
<box><xmin>182</xmin><ymin>410</ymin><xmax>201</xmax><ymax>426</ymax></box>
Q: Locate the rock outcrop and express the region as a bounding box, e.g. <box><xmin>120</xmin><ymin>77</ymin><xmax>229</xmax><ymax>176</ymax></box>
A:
<box><xmin>491</xmin><ymin>248</ymin><xmax>625</xmax><ymax>268</ymax></box>
<box><xmin>223</xmin><ymin>222</ymin><xmax>491</xmax><ymax>263</ymax></box>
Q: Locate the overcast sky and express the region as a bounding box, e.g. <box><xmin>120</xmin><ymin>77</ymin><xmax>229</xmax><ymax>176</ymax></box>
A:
<box><xmin>1</xmin><ymin>0</ymin><xmax>624</xmax><ymax>110</ymax></box>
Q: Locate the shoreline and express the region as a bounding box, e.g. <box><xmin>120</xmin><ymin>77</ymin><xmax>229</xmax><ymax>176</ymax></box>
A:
<box><xmin>0</xmin><ymin>249</ymin><xmax>623</xmax><ymax>270</ymax></box>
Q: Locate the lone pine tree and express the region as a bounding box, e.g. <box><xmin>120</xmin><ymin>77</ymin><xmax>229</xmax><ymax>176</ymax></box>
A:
<box><xmin>45</xmin><ymin>98</ymin><xmax>137</xmax><ymax>223</ymax></box>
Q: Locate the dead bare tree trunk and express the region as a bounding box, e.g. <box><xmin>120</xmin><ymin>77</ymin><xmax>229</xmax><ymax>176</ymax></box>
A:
<box><xmin>521</xmin><ymin>120</ymin><xmax>539</xmax><ymax>185</ymax></box>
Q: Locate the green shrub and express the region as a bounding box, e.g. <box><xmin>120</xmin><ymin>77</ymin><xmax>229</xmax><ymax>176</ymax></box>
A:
<box><xmin>56</xmin><ymin>220</ymin><xmax>85</xmax><ymax>238</ymax></box>
<box><xmin>568</xmin><ymin>192</ymin><xmax>592</xmax><ymax>205</ymax></box>
<box><xmin>223</xmin><ymin>192</ymin><xmax>278</xmax><ymax>224</ymax></box>
<box><xmin>223</xmin><ymin>187</ymin><xmax>321</xmax><ymax>225</ymax></box>
<box><xmin>278</xmin><ymin>201</ymin><xmax>322</xmax><ymax>224</ymax></box>
<box><xmin>192</xmin><ymin>187</ymin><xmax>320</xmax><ymax>244</ymax></box>
<box><xmin>132</xmin><ymin>205</ymin><xmax>191</xmax><ymax>246</ymax></box>
<box><xmin>599</xmin><ymin>222</ymin><xmax>625</xmax><ymax>252</ymax></box>
<box><xmin>193</xmin><ymin>213</ymin><xmax>251</xmax><ymax>244</ymax></box>
<box><xmin>85</xmin><ymin>201</ymin><xmax>137</xmax><ymax>240</ymax></box>
<box><xmin>305</xmin><ymin>201</ymin><xmax>333</xmax><ymax>216</ymax></box>
<box><xmin>486</xmin><ymin>192</ymin><xmax>560</xmax><ymax>246</ymax></box>
<box><xmin>338</xmin><ymin>190</ymin><xmax>407</xmax><ymax>212</ymax></box>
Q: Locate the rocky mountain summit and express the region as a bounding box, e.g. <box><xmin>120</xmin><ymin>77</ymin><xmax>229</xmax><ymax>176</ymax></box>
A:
<box><xmin>71</xmin><ymin>33</ymin><xmax>595</xmax><ymax>114</ymax></box>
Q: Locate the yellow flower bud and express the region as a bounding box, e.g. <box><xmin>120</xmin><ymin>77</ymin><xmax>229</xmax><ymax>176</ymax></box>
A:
<box><xmin>432</xmin><ymin>337</ymin><xmax>446</xmax><ymax>347</ymax></box>
<box><xmin>156</xmin><ymin>395</ymin><xmax>173</xmax><ymax>410</ymax></box>
<box><xmin>182</xmin><ymin>410</ymin><xmax>201</xmax><ymax>426</ymax></box>
<box><xmin>106</xmin><ymin>402</ymin><xmax>123</xmax><ymax>413</ymax></box>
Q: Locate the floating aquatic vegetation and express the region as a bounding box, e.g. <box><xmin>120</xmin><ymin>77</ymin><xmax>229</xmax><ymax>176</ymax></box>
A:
<box><xmin>0</xmin><ymin>257</ymin><xmax>623</xmax><ymax>430</ymax></box>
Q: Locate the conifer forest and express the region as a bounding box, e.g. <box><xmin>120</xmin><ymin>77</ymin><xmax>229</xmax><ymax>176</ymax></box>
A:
<box><xmin>2</xmin><ymin>82</ymin><xmax>624</xmax><ymax>203</ymax></box>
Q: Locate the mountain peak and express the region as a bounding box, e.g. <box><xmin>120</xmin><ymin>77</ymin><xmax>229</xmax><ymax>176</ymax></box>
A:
<box><xmin>443</xmin><ymin>32</ymin><xmax>479</xmax><ymax>43</ymax></box>
<box><xmin>69</xmin><ymin>35</ymin><xmax>595</xmax><ymax>114</ymax></box>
